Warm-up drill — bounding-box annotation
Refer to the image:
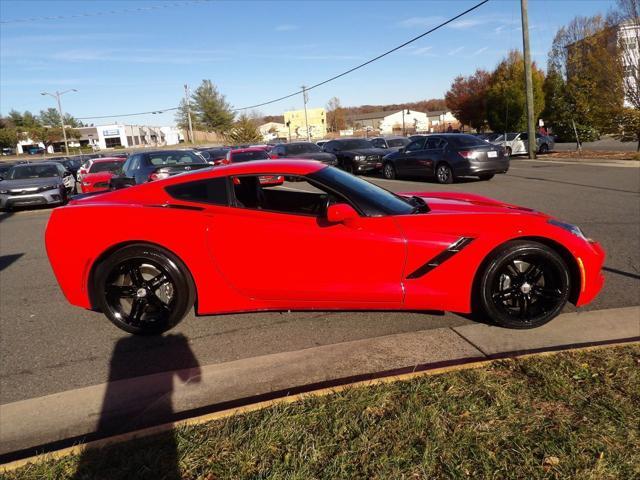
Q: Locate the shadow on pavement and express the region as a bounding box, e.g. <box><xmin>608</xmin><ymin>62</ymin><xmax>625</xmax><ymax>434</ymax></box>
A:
<box><xmin>0</xmin><ymin>253</ymin><xmax>24</xmax><ymax>272</ymax></box>
<box><xmin>603</xmin><ymin>266</ymin><xmax>640</xmax><ymax>280</ymax></box>
<box><xmin>71</xmin><ymin>333</ymin><xmax>201</xmax><ymax>480</ymax></box>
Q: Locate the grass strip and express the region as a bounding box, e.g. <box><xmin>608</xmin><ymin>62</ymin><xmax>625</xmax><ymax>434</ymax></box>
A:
<box><xmin>4</xmin><ymin>345</ymin><xmax>639</xmax><ymax>480</ymax></box>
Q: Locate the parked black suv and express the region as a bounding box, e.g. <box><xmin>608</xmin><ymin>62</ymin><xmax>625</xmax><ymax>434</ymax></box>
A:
<box><xmin>321</xmin><ymin>138</ymin><xmax>388</xmax><ymax>174</ymax></box>
<box><xmin>270</xmin><ymin>142</ymin><xmax>338</xmax><ymax>165</ymax></box>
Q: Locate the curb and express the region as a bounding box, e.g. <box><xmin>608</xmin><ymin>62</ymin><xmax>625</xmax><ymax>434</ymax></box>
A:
<box><xmin>1</xmin><ymin>339</ymin><xmax>638</xmax><ymax>473</ymax></box>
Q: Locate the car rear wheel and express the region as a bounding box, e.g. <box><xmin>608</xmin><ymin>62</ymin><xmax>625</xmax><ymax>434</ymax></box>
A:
<box><xmin>435</xmin><ymin>163</ymin><xmax>454</xmax><ymax>184</ymax></box>
<box><xmin>383</xmin><ymin>162</ymin><xmax>396</xmax><ymax>179</ymax></box>
<box><xmin>478</xmin><ymin>240</ymin><xmax>570</xmax><ymax>329</ymax></box>
<box><xmin>505</xmin><ymin>146</ymin><xmax>512</xmax><ymax>157</ymax></box>
<box><xmin>94</xmin><ymin>244</ymin><xmax>195</xmax><ymax>335</ymax></box>
<box><xmin>478</xmin><ymin>173</ymin><xmax>495</xmax><ymax>181</ymax></box>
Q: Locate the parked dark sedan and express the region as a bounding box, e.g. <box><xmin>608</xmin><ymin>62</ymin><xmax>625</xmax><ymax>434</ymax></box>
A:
<box><xmin>321</xmin><ymin>138</ymin><xmax>388</xmax><ymax>174</ymax></box>
<box><xmin>382</xmin><ymin>134</ymin><xmax>509</xmax><ymax>184</ymax></box>
<box><xmin>269</xmin><ymin>142</ymin><xmax>338</xmax><ymax>165</ymax></box>
<box><xmin>114</xmin><ymin>150</ymin><xmax>210</xmax><ymax>186</ymax></box>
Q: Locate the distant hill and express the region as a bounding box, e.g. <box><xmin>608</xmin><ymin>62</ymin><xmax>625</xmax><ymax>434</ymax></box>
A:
<box><xmin>342</xmin><ymin>98</ymin><xmax>447</xmax><ymax>115</ymax></box>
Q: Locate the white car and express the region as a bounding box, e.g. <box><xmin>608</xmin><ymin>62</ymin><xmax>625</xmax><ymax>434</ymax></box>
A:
<box><xmin>491</xmin><ymin>132</ymin><xmax>554</xmax><ymax>156</ymax></box>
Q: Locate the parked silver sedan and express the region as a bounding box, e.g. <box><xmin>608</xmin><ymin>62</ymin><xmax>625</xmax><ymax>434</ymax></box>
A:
<box><xmin>0</xmin><ymin>162</ymin><xmax>69</xmax><ymax>211</ymax></box>
<box><xmin>490</xmin><ymin>132</ymin><xmax>554</xmax><ymax>156</ymax></box>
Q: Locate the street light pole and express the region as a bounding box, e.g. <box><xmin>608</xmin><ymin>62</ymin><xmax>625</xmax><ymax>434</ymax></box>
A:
<box><xmin>41</xmin><ymin>89</ymin><xmax>77</xmax><ymax>155</ymax></box>
<box><xmin>520</xmin><ymin>0</ymin><xmax>537</xmax><ymax>159</ymax></box>
<box><xmin>301</xmin><ymin>85</ymin><xmax>310</xmax><ymax>141</ymax></box>
<box><xmin>184</xmin><ymin>84</ymin><xmax>194</xmax><ymax>144</ymax></box>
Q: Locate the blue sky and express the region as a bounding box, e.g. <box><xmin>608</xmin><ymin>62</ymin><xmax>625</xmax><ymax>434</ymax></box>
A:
<box><xmin>0</xmin><ymin>0</ymin><xmax>616</xmax><ymax>126</ymax></box>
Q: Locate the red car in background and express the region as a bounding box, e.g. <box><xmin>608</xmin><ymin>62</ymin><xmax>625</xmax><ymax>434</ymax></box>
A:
<box><xmin>227</xmin><ymin>147</ymin><xmax>283</xmax><ymax>186</ymax></box>
<box><xmin>78</xmin><ymin>158</ymin><xmax>125</xmax><ymax>193</ymax></box>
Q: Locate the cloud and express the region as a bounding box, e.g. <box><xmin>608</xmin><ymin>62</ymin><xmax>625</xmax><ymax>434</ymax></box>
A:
<box><xmin>397</xmin><ymin>16</ymin><xmax>444</xmax><ymax>28</ymax></box>
<box><xmin>447</xmin><ymin>46</ymin><xmax>465</xmax><ymax>56</ymax></box>
<box><xmin>275</xmin><ymin>24</ymin><xmax>299</xmax><ymax>31</ymax></box>
<box><xmin>49</xmin><ymin>48</ymin><xmax>229</xmax><ymax>64</ymax></box>
<box><xmin>410</xmin><ymin>46</ymin><xmax>435</xmax><ymax>56</ymax></box>
<box><xmin>448</xmin><ymin>19</ymin><xmax>484</xmax><ymax>30</ymax></box>
<box><xmin>472</xmin><ymin>46</ymin><xmax>489</xmax><ymax>56</ymax></box>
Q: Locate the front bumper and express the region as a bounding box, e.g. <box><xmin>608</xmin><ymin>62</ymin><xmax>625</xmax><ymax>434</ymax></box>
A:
<box><xmin>575</xmin><ymin>240</ymin><xmax>606</xmax><ymax>307</ymax></box>
<box><xmin>354</xmin><ymin>156</ymin><xmax>383</xmax><ymax>172</ymax></box>
<box><xmin>0</xmin><ymin>189</ymin><xmax>65</xmax><ymax>209</ymax></box>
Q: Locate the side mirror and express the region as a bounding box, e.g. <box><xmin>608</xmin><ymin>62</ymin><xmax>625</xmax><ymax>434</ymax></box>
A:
<box><xmin>109</xmin><ymin>176</ymin><xmax>136</xmax><ymax>190</ymax></box>
<box><xmin>64</xmin><ymin>171</ymin><xmax>72</xmax><ymax>177</ymax></box>
<box><xmin>326</xmin><ymin>203</ymin><xmax>358</xmax><ymax>224</ymax></box>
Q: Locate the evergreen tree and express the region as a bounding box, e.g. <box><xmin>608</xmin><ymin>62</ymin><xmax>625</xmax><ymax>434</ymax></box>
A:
<box><xmin>226</xmin><ymin>114</ymin><xmax>262</xmax><ymax>144</ymax></box>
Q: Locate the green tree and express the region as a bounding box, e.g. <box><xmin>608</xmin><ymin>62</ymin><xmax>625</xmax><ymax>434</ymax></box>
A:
<box><xmin>486</xmin><ymin>50</ymin><xmax>545</xmax><ymax>132</ymax></box>
<box><xmin>0</xmin><ymin>126</ymin><xmax>22</xmax><ymax>149</ymax></box>
<box><xmin>27</xmin><ymin>125</ymin><xmax>81</xmax><ymax>150</ymax></box>
<box><xmin>192</xmin><ymin>80</ymin><xmax>235</xmax><ymax>134</ymax></box>
<box><xmin>7</xmin><ymin>110</ymin><xmax>40</xmax><ymax>128</ymax></box>
<box><xmin>38</xmin><ymin>108</ymin><xmax>83</xmax><ymax>128</ymax></box>
<box><xmin>226</xmin><ymin>114</ymin><xmax>262</xmax><ymax>144</ymax></box>
<box><xmin>445</xmin><ymin>69</ymin><xmax>491</xmax><ymax>132</ymax></box>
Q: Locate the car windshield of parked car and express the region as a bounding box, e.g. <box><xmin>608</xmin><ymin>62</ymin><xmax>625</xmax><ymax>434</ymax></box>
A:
<box><xmin>387</xmin><ymin>138</ymin><xmax>410</xmax><ymax>147</ymax></box>
<box><xmin>7</xmin><ymin>164</ymin><xmax>60</xmax><ymax>179</ymax></box>
<box><xmin>308</xmin><ymin>166</ymin><xmax>414</xmax><ymax>216</ymax></box>
<box><xmin>448</xmin><ymin>135</ymin><xmax>487</xmax><ymax>148</ymax></box>
<box><xmin>231</xmin><ymin>150</ymin><xmax>270</xmax><ymax>162</ymax></box>
<box><xmin>287</xmin><ymin>143</ymin><xmax>322</xmax><ymax>155</ymax></box>
<box><xmin>204</xmin><ymin>149</ymin><xmax>229</xmax><ymax>159</ymax></box>
<box><xmin>89</xmin><ymin>161</ymin><xmax>123</xmax><ymax>173</ymax></box>
<box><xmin>148</xmin><ymin>151</ymin><xmax>206</xmax><ymax>166</ymax></box>
<box><xmin>337</xmin><ymin>139</ymin><xmax>374</xmax><ymax>150</ymax></box>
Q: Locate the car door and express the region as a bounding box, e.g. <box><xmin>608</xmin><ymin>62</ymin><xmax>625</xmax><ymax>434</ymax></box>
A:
<box><xmin>396</xmin><ymin>138</ymin><xmax>425</xmax><ymax>176</ymax></box>
<box><xmin>207</xmin><ymin>174</ymin><xmax>405</xmax><ymax>305</ymax></box>
<box><xmin>514</xmin><ymin>134</ymin><xmax>527</xmax><ymax>154</ymax></box>
<box><xmin>421</xmin><ymin>137</ymin><xmax>446</xmax><ymax>176</ymax></box>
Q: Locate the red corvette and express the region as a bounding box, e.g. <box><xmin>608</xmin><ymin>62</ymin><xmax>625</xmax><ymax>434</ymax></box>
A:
<box><xmin>45</xmin><ymin>160</ymin><xmax>605</xmax><ymax>335</ymax></box>
<box><xmin>78</xmin><ymin>157</ymin><xmax>126</xmax><ymax>193</ymax></box>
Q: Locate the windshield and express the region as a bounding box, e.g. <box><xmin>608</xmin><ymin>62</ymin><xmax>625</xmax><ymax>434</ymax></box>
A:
<box><xmin>148</xmin><ymin>151</ymin><xmax>206</xmax><ymax>166</ymax></box>
<box><xmin>7</xmin><ymin>164</ymin><xmax>60</xmax><ymax>180</ymax></box>
<box><xmin>287</xmin><ymin>143</ymin><xmax>322</xmax><ymax>154</ymax></box>
<box><xmin>335</xmin><ymin>139</ymin><xmax>374</xmax><ymax>150</ymax></box>
<box><xmin>231</xmin><ymin>150</ymin><xmax>270</xmax><ymax>162</ymax></box>
<box><xmin>309</xmin><ymin>166</ymin><xmax>414</xmax><ymax>216</ymax></box>
<box><xmin>203</xmin><ymin>149</ymin><xmax>229</xmax><ymax>159</ymax></box>
<box><xmin>89</xmin><ymin>161</ymin><xmax>123</xmax><ymax>173</ymax></box>
<box><xmin>387</xmin><ymin>138</ymin><xmax>410</xmax><ymax>147</ymax></box>
<box><xmin>449</xmin><ymin>135</ymin><xmax>487</xmax><ymax>147</ymax></box>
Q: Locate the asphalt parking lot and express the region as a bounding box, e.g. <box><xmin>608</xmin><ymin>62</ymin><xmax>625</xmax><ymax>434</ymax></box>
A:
<box><xmin>1</xmin><ymin>158</ymin><xmax>639</xmax><ymax>405</ymax></box>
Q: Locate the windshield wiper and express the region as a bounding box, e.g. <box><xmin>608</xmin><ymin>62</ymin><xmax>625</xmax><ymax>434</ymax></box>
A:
<box><xmin>410</xmin><ymin>195</ymin><xmax>430</xmax><ymax>214</ymax></box>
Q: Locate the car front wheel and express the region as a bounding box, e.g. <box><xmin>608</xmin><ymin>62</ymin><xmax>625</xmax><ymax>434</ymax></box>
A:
<box><xmin>383</xmin><ymin>162</ymin><xmax>396</xmax><ymax>179</ymax></box>
<box><xmin>93</xmin><ymin>244</ymin><xmax>195</xmax><ymax>335</ymax></box>
<box><xmin>478</xmin><ymin>240</ymin><xmax>570</xmax><ymax>329</ymax></box>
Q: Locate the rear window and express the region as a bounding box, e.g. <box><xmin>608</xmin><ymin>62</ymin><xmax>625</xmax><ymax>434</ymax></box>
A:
<box><xmin>286</xmin><ymin>143</ymin><xmax>321</xmax><ymax>155</ymax></box>
<box><xmin>148</xmin><ymin>151</ymin><xmax>206</xmax><ymax>166</ymax></box>
<box><xmin>231</xmin><ymin>151</ymin><xmax>270</xmax><ymax>162</ymax></box>
<box><xmin>448</xmin><ymin>135</ymin><xmax>487</xmax><ymax>147</ymax></box>
<box><xmin>387</xmin><ymin>138</ymin><xmax>410</xmax><ymax>147</ymax></box>
<box><xmin>89</xmin><ymin>161</ymin><xmax>123</xmax><ymax>173</ymax></box>
<box><xmin>165</xmin><ymin>177</ymin><xmax>228</xmax><ymax>205</ymax></box>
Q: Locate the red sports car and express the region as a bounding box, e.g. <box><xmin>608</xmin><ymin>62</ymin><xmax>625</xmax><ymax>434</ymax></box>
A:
<box><xmin>78</xmin><ymin>157</ymin><xmax>126</xmax><ymax>193</ymax></box>
<box><xmin>45</xmin><ymin>160</ymin><xmax>605</xmax><ymax>335</ymax></box>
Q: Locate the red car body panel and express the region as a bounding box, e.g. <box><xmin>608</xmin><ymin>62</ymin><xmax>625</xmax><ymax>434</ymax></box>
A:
<box><xmin>45</xmin><ymin>160</ymin><xmax>605</xmax><ymax>318</ymax></box>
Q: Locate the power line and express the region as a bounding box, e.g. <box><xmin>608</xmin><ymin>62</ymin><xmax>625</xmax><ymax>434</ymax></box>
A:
<box><xmin>78</xmin><ymin>108</ymin><xmax>179</xmax><ymax>121</ymax></box>
<box><xmin>75</xmin><ymin>0</ymin><xmax>490</xmax><ymax>120</ymax></box>
<box><xmin>0</xmin><ymin>1</ymin><xmax>206</xmax><ymax>25</ymax></box>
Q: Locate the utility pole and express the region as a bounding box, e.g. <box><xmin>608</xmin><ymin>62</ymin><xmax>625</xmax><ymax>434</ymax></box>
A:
<box><xmin>520</xmin><ymin>0</ymin><xmax>536</xmax><ymax>159</ymax></box>
<box><xmin>301</xmin><ymin>85</ymin><xmax>310</xmax><ymax>141</ymax></box>
<box><xmin>40</xmin><ymin>89</ymin><xmax>77</xmax><ymax>155</ymax></box>
<box><xmin>184</xmin><ymin>84</ymin><xmax>194</xmax><ymax>144</ymax></box>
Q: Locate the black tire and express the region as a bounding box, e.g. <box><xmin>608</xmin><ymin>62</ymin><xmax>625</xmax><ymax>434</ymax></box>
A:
<box><xmin>478</xmin><ymin>240</ymin><xmax>570</xmax><ymax>329</ymax></box>
<box><xmin>435</xmin><ymin>163</ymin><xmax>454</xmax><ymax>184</ymax></box>
<box><xmin>93</xmin><ymin>244</ymin><xmax>195</xmax><ymax>335</ymax></box>
<box><xmin>342</xmin><ymin>161</ymin><xmax>354</xmax><ymax>174</ymax></box>
<box><xmin>505</xmin><ymin>146</ymin><xmax>512</xmax><ymax>157</ymax></box>
<box><xmin>478</xmin><ymin>173</ymin><xmax>495</xmax><ymax>181</ymax></box>
<box><xmin>383</xmin><ymin>162</ymin><xmax>396</xmax><ymax>179</ymax></box>
<box><xmin>538</xmin><ymin>144</ymin><xmax>549</xmax><ymax>154</ymax></box>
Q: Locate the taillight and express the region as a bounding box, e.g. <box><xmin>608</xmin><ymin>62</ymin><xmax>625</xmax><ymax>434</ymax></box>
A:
<box><xmin>149</xmin><ymin>172</ymin><xmax>171</xmax><ymax>181</ymax></box>
<box><xmin>458</xmin><ymin>151</ymin><xmax>475</xmax><ymax>158</ymax></box>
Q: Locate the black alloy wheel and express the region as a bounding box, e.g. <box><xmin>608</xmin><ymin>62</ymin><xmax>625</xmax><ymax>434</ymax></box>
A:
<box><xmin>383</xmin><ymin>162</ymin><xmax>396</xmax><ymax>179</ymax></box>
<box><xmin>479</xmin><ymin>240</ymin><xmax>570</xmax><ymax>329</ymax></box>
<box><xmin>435</xmin><ymin>163</ymin><xmax>454</xmax><ymax>184</ymax></box>
<box><xmin>94</xmin><ymin>244</ymin><xmax>194</xmax><ymax>335</ymax></box>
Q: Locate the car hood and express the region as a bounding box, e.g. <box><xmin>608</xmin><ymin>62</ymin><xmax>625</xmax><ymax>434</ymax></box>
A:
<box><xmin>399</xmin><ymin>191</ymin><xmax>547</xmax><ymax>217</ymax></box>
<box><xmin>0</xmin><ymin>177</ymin><xmax>62</xmax><ymax>189</ymax></box>
<box><xmin>288</xmin><ymin>152</ymin><xmax>337</xmax><ymax>162</ymax></box>
<box><xmin>342</xmin><ymin>148</ymin><xmax>389</xmax><ymax>156</ymax></box>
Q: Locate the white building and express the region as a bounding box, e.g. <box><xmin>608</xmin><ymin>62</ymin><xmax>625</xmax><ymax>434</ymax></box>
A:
<box><xmin>379</xmin><ymin>110</ymin><xmax>429</xmax><ymax>134</ymax></box>
<box><xmin>426</xmin><ymin>110</ymin><xmax>460</xmax><ymax>132</ymax></box>
<box><xmin>618</xmin><ymin>20</ymin><xmax>639</xmax><ymax>106</ymax></box>
<box><xmin>76</xmin><ymin>124</ymin><xmax>181</xmax><ymax>150</ymax></box>
<box><xmin>258</xmin><ymin>122</ymin><xmax>288</xmax><ymax>142</ymax></box>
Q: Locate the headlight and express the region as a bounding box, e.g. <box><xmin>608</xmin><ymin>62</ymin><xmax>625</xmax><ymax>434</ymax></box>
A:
<box><xmin>0</xmin><ymin>189</ymin><xmax>8</xmax><ymax>194</ymax></box>
<box><xmin>548</xmin><ymin>219</ymin><xmax>587</xmax><ymax>240</ymax></box>
<box><xmin>40</xmin><ymin>184</ymin><xmax>57</xmax><ymax>190</ymax></box>
<box><xmin>354</xmin><ymin>155</ymin><xmax>366</xmax><ymax>161</ymax></box>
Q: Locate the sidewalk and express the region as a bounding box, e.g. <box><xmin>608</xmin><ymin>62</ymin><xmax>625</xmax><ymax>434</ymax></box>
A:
<box><xmin>1</xmin><ymin>306</ymin><xmax>638</xmax><ymax>462</ymax></box>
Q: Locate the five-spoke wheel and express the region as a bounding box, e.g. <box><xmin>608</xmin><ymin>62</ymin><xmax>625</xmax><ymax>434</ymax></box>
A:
<box><xmin>479</xmin><ymin>240</ymin><xmax>570</xmax><ymax>329</ymax></box>
<box><xmin>94</xmin><ymin>244</ymin><xmax>194</xmax><ymax>334</ymax></box>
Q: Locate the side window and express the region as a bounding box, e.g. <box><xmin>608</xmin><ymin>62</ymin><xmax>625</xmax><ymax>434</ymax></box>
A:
<box><xmin>275</xmin><ymin>146</ymin><xmax>285</xmax><ymax>156</ymax></box>
<box><xmin>125</xmin><ymin>155</ymin><xmax>140</xmax><ymax>172</ymax></box>
<box><xmin>425</xmin><ymin>138</ymin><xmax>445</xmax><ymax>149</ymax></box>
<box><xmin>520</xmin><ymin>133</ymin><xmax>528</xmax><ymax>141</ymax></box>
<box><xmin>165</xmin><ymin>177</ymin><xmax>228</xmax><ymax>206</ymax></box>
<box><xmin>371</xmin><ymin>139</ymin><xmax>383</xmax><ymax>148</ymax></box>
<box><xmin>325</xmin><ymin>141</ymin><xmax>338</xmax><ymax>152</ymax></box>
<box><xmin>405</xmin><ymin>138</ymin><xmax>425</xmax><ymax>152</ymax></box>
